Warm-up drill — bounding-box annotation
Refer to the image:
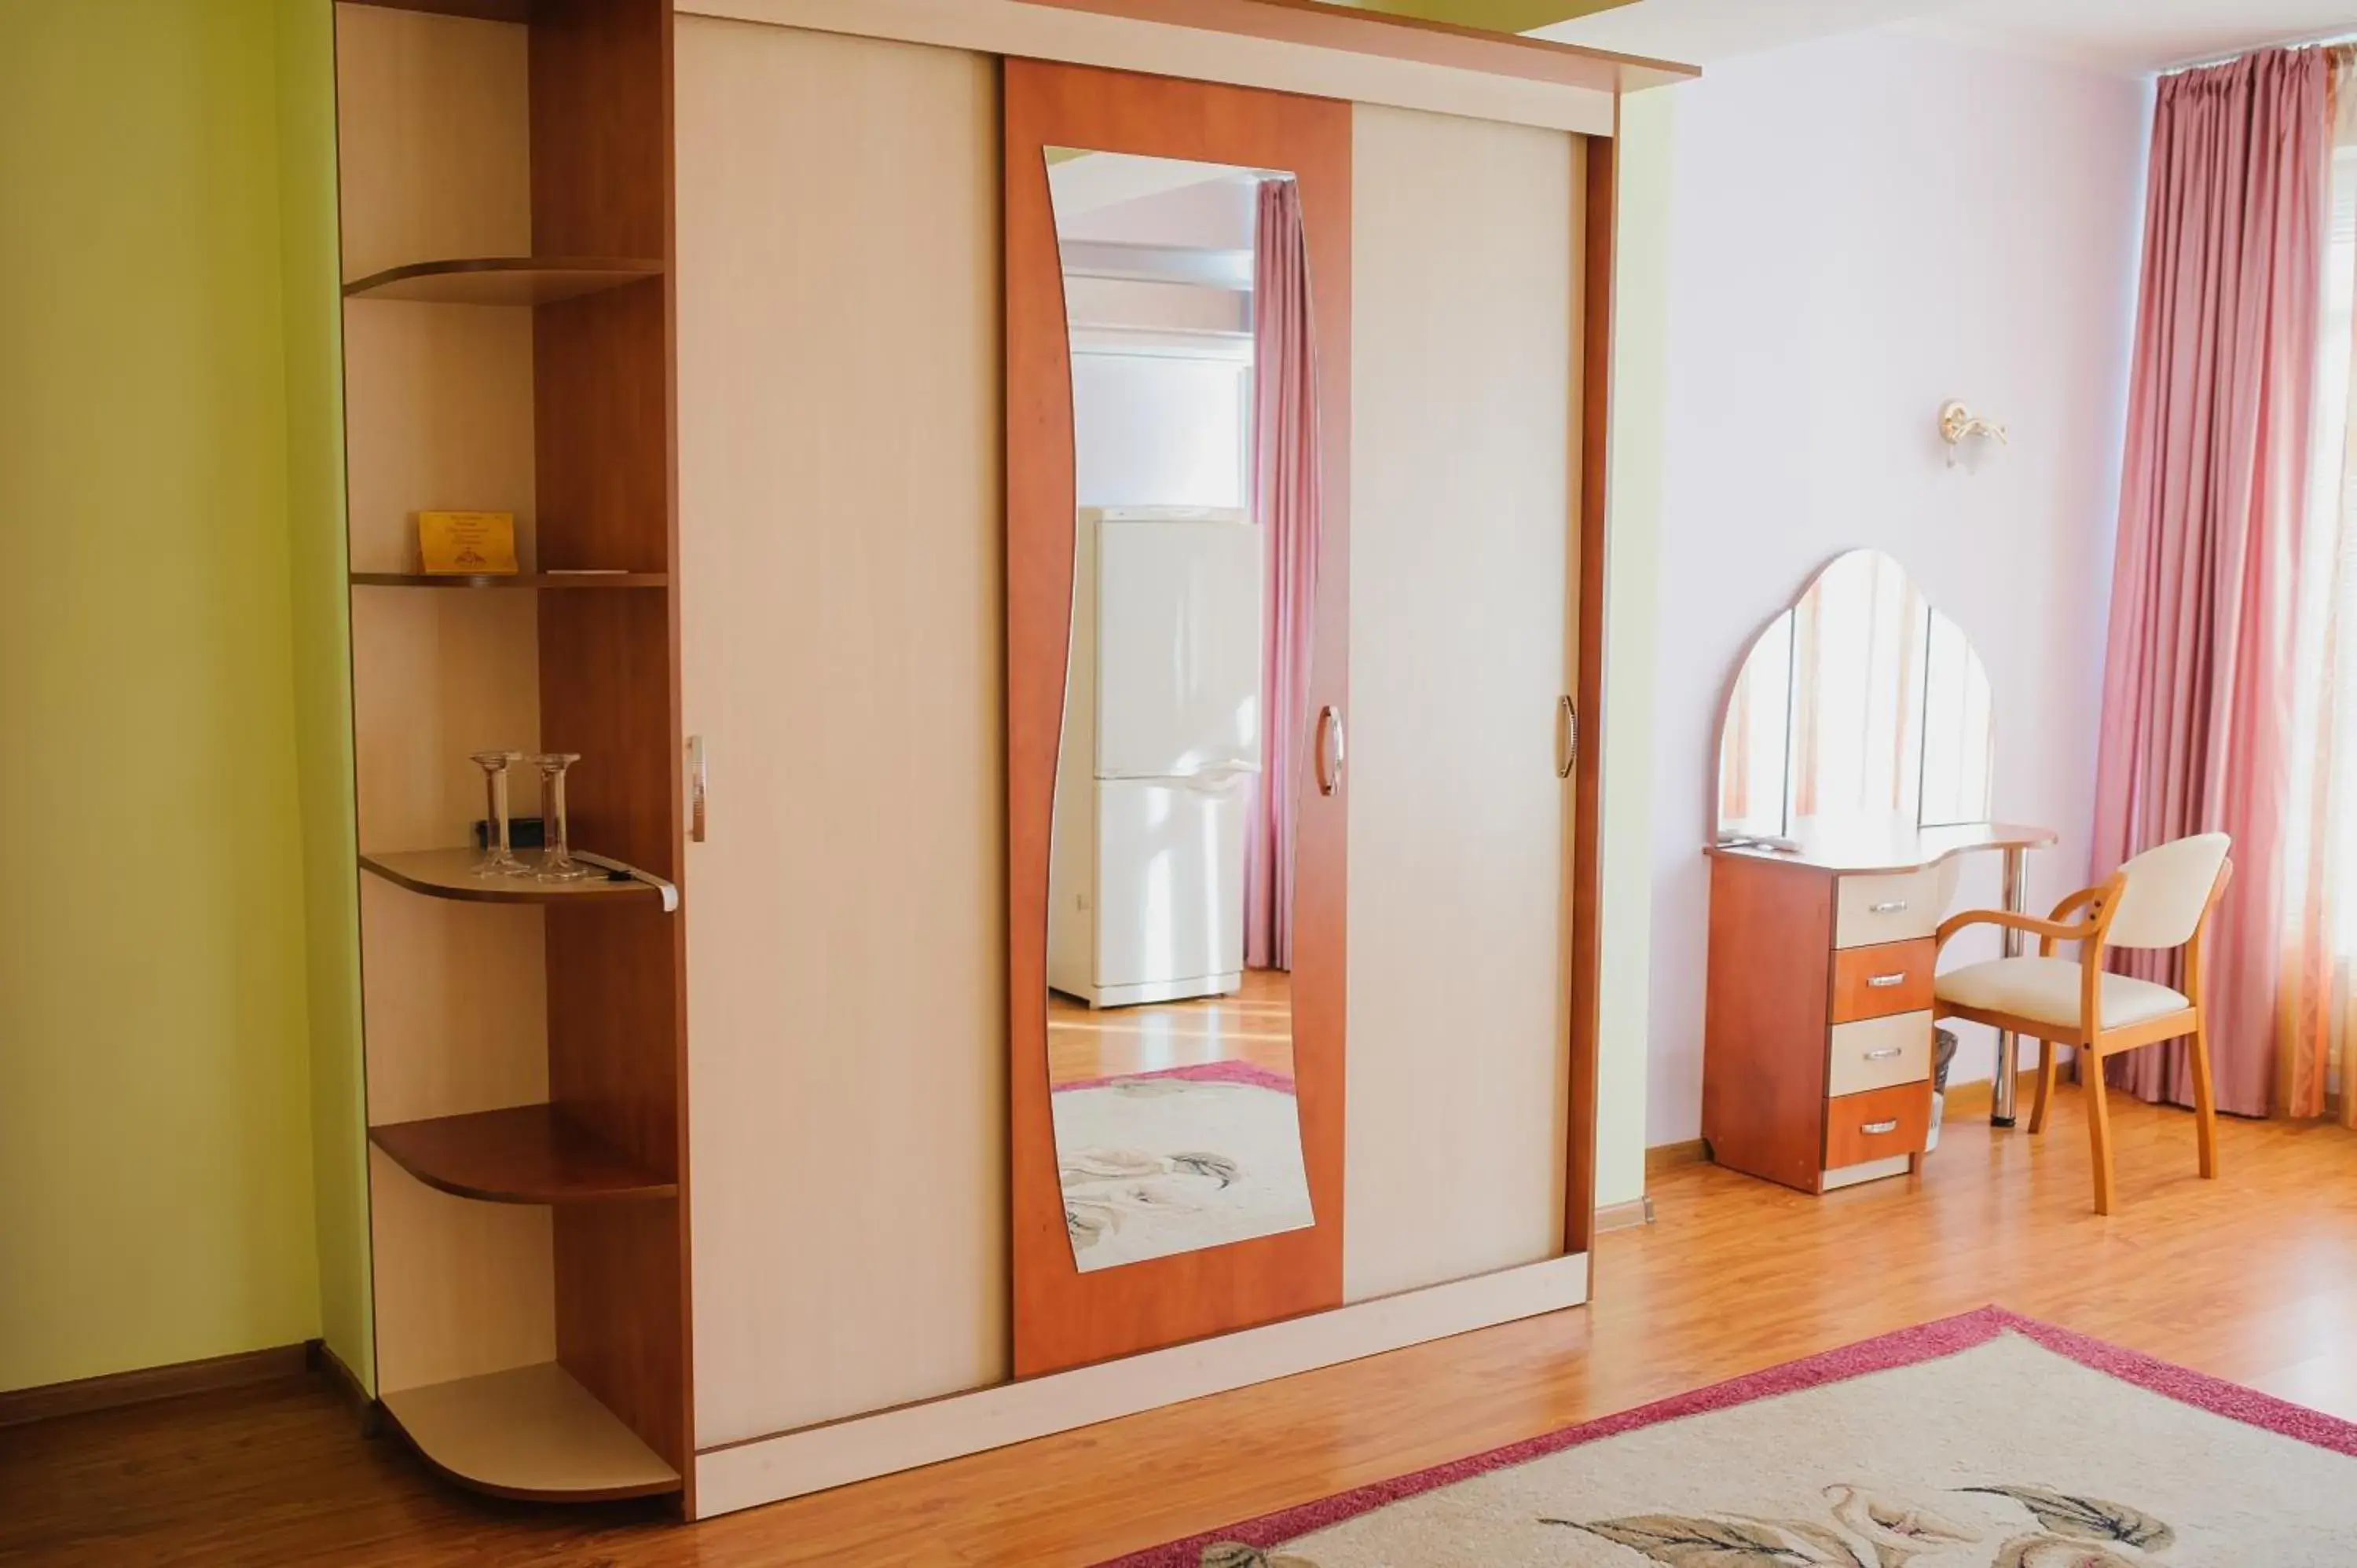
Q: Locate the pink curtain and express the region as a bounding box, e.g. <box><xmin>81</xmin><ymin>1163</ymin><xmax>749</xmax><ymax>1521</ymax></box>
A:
<box><xmin>1243</xmin><ymin>178</ymin><xmax>1321</xmax><ymax>972</ymax></box>
<box><xmin>2090</xmin><ymin>47</ymin><xmax>2329</xmax><ymax>1116</ymax></box>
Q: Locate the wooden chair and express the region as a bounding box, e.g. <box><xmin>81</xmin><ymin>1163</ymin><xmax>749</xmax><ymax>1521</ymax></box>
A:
<box><xmin>1930</xmin><ymin>833</ymin><xmax>2232</xmax><ymax>1214</ymax></box>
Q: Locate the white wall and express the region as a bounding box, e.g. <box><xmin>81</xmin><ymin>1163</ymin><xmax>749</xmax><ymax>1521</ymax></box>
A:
<box><xmin>1641</xmin><ymin>27</ymin><xmax>2151</xmax><ymax>1145</ymax></box>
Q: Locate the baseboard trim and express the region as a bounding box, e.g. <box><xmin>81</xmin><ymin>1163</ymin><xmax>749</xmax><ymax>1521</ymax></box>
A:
<box><xmin>1593</xmin><ymin>1196</ymin><xmax>1655</xmax><ymax>1232</ymax></box>
<box><xmin>692</xmin><ymin>1252</ymin><xmax>1591</xmax><ymax>1519</ymax></box>
<box><xmin>1644</xmin><ymin>1138</ymin><xmax>1708</xmax><ymax>1176</ymax></box>
<box><xmin>0</xmin><ymin>1342</ymin><xmax>313</xmax><ymax>1429</ymax></box>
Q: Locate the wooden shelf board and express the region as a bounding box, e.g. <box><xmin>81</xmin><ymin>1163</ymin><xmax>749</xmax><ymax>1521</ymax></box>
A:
<box><xmin>371</xmin><ymin>1104</ymin><xmax>676</xmax><ymax>1206</ymax></box>
<box><xmin>381</xmin><ymin>1364</ymin><xmax>679</xmax><ymax>1502</ymax></box>
<box><xmin>343</xmin><ymin>257</ymin><xmax>665</xmax><ymax>306</ymax></box>
<box><xmin>359</xmin><ymin>848</ymin><xmax>661</xmax><ymax>905</ymax></box>
<box><xmin>351</xmin><ymin>572</ymin><xmax>669</xmax><ymax>589</ymax></box>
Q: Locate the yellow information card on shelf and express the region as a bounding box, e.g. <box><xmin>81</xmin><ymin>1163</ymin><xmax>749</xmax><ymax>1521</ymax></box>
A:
<box><xmin>418</xmin><ymin>511</ymin><xmax>519</xmax><ymax>576</ymax></box>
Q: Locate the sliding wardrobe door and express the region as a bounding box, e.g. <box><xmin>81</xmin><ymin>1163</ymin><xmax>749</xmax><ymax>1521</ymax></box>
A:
<box><xmin>676</xmin><ymin>18</ymin><xmax>1006</xmax><ymax>1445</ymax></box>
<box><xmin>1006</xmin><ymin>60</ymin><xmax>1352</xmax><ymax>1376</ymax></box>
<box><xmin>1345</xmin><ymin>104</ymin><xmax>1581</xmax><ymax>1301</ymax></box>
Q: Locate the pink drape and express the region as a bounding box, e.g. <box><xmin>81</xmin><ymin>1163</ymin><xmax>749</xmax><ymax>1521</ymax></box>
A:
<box><xmin>2091</xmin><ymin>47</ymin><xmax>2329</xmax><ymax>1116</ymax></box>
<box><xmin>1243</xmin><ymin>178</ymin><xmax>1321</xmax><ymax>973</ymax></box>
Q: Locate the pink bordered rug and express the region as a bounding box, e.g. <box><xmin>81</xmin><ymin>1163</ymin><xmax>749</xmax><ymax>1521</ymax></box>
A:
<box><xmin>1102</xmin><ymin>1307</ymin><xmax>2357</xmax><ymax>1566</ymax></box>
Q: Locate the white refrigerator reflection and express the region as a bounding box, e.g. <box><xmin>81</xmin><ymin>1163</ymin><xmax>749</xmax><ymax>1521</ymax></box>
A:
<box><xmin>1049</xmin><ymin>506</ymin><xmax>1263</xmax><ymax>1008</ymax></box>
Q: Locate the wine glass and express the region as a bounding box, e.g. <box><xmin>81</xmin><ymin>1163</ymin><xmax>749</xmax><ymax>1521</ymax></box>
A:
<box><xmin>468</xmin><ymin>750</ymin><xmax>528</xmax><ymax>876</ymax></box>
<box><xmin>530</xmin><ymin>753</ymin><xmax>595</xmax><ymax>881</ymax></box>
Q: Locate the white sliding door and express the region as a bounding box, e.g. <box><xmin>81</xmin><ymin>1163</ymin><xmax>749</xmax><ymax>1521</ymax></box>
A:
<box><xmin>676</xmin><ymin>18</ymin><xmax>1006</xmax><ymax>1447</ymax></box>
<box><xmin>1345</xmin><ymin>104</ymin><xmax>1581</xmax><ymax>1302</ymax></box>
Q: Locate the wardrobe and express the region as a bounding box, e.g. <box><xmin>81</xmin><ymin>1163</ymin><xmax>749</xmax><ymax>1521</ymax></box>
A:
<box><xmin>330</xmin><ymin>0</ymin><xmax>1690</xmax><ymax>1522</ymax></box>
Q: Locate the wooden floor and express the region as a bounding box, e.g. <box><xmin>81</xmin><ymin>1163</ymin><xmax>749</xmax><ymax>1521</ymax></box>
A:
<box><xmin>1047</xmin><ymin>967</ymin><xmax>1294</xmax><ymax>1085</ymax></box>
<box><xmin>11</xmin><ymin>1084</ymin><xmax>2357</xmax><ymax>1566</ymax></box>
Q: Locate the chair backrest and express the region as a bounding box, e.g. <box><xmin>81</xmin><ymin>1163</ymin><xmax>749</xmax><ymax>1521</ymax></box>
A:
<box><xmin>2105</xmin><ymin>832</ymin><xmax>2231</xmax><ymax>949</ymax></box>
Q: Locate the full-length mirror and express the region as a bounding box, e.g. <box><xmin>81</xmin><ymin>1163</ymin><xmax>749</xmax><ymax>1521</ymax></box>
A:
<box><xmin>1717</xmin><ymin>549</ymin><xmax>1996</xmax><ymax>843</ymax></box>
<box><xmin>1043</xmin><ymin>148</ymin><xmax>1319</xmax><ymax>1272</ymax></box>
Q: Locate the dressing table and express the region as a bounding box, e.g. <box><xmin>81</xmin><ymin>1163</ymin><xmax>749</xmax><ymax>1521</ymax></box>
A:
<box><xmin>1702</xmin><ymin>552</ymin><xmax>2058</xmax><ymax>1195</ymax></box>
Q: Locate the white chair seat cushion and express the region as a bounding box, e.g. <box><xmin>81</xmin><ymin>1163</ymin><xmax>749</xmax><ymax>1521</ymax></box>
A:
<box><xmin>1934</xmin><ymin>955</ymin><xmax>2190</xmax><ymax>1031</ymax></box>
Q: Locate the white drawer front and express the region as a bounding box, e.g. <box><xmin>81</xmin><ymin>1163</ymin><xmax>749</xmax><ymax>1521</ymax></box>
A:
<box><xmin>1835</xmin><ymin>868</ymin><xmax>1948</xmax><ymax>949</ymax></box>
<box><xmin>1827</xmin><ymin>1011</ymin><xmax>1933</xmax><ymax>1097</ymax></box>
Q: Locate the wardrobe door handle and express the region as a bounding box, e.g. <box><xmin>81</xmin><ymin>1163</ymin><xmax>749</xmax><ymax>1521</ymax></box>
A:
<box><xmin>1556</xmin><ymin>696</ymin><xmax>1577</xmax><ymax>780</ymax></box>
<box><xmin>1860</xmin><ymin>1119</ymin><xmax>1901</xmax><ymax>1135</ymax></box>
<box><xmin>1866</xmin><ymin>973</ymin><xmax>1908</xmax><ymax>989</ymax></box>
<box><xmin>1315</xmin><ymin>705</ymin><xmax>1345</xmax><ymax>797</ymax></box>
<box><xmin>687</xmin><ymin>735</ymin><xmax>709</xmax><ymax>843</ymax></box>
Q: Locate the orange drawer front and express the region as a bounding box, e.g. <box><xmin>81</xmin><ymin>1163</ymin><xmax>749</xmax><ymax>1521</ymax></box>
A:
<box><xmin>1823</xmin><ymin>1079</ymin><xmax>1931</xmax><ymax>1170</ymax></box>
<box><xmin>1831</xmin><ymin>939</ymin><xmax>1936</xmax><ymax>1023</ymax></box>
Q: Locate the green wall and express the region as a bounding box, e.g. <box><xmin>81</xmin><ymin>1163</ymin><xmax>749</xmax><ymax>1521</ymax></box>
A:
<box><xmin>0</xmin><ymin>0</ymin><xmax>364</xmax><ymax>1394</ymax></box>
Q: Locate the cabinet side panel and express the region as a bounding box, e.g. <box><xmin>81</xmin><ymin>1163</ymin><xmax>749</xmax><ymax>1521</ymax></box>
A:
<box><xmin>676</xmin><ymin>18</ymin><xmax>1009</xmax><ymax>1445</ymax></box>
<box><xmin>1701</xmin><ymin>856</ymin><xmax>1835</xmax><ymax>1192</ymax></box>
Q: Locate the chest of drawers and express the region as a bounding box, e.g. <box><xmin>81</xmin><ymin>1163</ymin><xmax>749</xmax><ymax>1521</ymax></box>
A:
<box><xmin>1701</xmin><ymin>852</ymin><xmax>1956</xmax><ymax>1194</ymax></box>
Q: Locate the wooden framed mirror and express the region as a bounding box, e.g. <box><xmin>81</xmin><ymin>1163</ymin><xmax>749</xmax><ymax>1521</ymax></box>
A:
<box><xmin>1006</xmin><ymin>59</ymin><xmax>1351</xmax><ymax>1377</ymax></box>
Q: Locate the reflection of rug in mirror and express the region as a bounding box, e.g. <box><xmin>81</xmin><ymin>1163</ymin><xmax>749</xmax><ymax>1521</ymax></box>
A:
<box><xmin>1105</xmin><ymin>1308</ymin><xmax>2357</xmax><ymax>1566</ymax></box>
<box><xmin>1054</xmin><ymin>1063</ymin><xmax>1315</xmax><ymax>1272</ymax></box>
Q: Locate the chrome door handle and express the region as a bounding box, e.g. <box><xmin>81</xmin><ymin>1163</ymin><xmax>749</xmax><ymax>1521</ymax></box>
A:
<box><xmin>1866</xmin><ymin>973</ymin><xmax>1908</xmax><ymax>989</ymax></box>
<box><xmin>1315</xmin><ymin>705</ymin><xmax>1345</xmax><ymax>797</ymax></box>
<box><xmin>1869</xmin><ymin>900</ymin><xmax>1909</xmax><ymax>914</ymax></box>
<box><xmin>1864</xmin><ymin>1047</ymin><xmax>1903</xmax><ymax>1061</ymax></box>
<box><xmin>1556</xmin><ymin>695</ymin><xmax>1576</xmax><ymax>780</ymax></box>
<box><xmin>687</xmin><ymin>735</ymin><xmax>708</xmax><ymax>843</ymax></box>
<box><xmin>1861</xmin><ymin>1119</ymin><xmax>1901</xmax><ymax>1135</ymax></box>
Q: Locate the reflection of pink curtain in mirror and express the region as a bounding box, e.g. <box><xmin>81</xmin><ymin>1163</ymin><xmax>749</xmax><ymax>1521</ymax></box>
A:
<box><xmin>1244</xmin><ymin>178</ymin><xmax>1320</xmax><ymax>972</ymax></box>
<box><xmin>1792</xmin><ymin>595</ymin><xmax>1822</xmax><ymax>818</ymax></box>
<box><xmin>1794</xmin><ymin>555</ymin><xmax>1922</xmax><ymax>826</ymax></box>
<box><xmin>1721</xmin><ymin>663</ymin><xmax>1754</xmax><ymax>819</ymax></box>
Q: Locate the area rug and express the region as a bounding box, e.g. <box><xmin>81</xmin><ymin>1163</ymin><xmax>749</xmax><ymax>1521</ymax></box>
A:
<box><xmin>1054</xmin><ymin>1065</ymin><xmax>1315</xmax><ymax>1273</ymax></box>
<box><xmin>1105</xmin><ymin>1307</ymin><xmax>2357</xmax><ymax>1566</ymax></box>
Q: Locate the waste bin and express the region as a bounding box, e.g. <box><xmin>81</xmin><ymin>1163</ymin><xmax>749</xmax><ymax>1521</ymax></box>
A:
<box><xmin>1926</xmin><ymin>1028</ymin><xmax>1959</xmax><ymax>1152</ymax></box>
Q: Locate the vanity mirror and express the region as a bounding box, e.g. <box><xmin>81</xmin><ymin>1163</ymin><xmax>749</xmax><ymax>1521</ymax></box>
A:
<box><xmin>1717</xmin><ymin>548</ymin><xmax>1996</xmax><ymax>846</ymax></box>
<box><xmin>1043</xmin><ymin>149</ymin><xmax>1318</xmax><ymax>1273</ymax></box>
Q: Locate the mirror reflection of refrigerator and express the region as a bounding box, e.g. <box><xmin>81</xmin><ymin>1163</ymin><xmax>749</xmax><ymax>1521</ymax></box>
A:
<box><xmin>1049</xmin><ymin>507</ymin><xmax>1263</xmax><ymax>1009</ymax></box>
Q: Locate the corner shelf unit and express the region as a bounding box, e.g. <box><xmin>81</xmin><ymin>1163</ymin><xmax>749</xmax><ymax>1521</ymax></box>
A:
<box><xmin>381</xmin><ymin>1364</ymin><xmax>680</xmax><ymax>1502</ymax></box>
<box><xmin>343</xmin><ymin>256</ymin><xmax>665</xmax><ymax>306</ymax></box>
<box><xmin>372</xmin><ymin>1104</ymin><xmax>676</xmax><ymax>1206</ymax></box>
<box><xmin>334</xmin><ymin>0</ymin><xmax>688</xmax><ymax>1511</ymax></box>
<box><xmin>352</xmin><ymin>571</ymin><xmax>669</xmax><ymax>589</ymax></box>
<box><xmin>359</xmin><ymin>848</ymin><xmax>669</xmax><ymax>905</ymax></box>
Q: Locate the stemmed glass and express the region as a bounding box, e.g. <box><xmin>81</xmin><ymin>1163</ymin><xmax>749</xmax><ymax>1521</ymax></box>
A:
<box><xmin>468</xmin><ymin>750</ymin><xmax>529</xmax><ymax>877</ymax></box>
<box><xmin>530</xmin><ymin>752</ymin><xmax>595</xmax><ymax>881</ymax></box>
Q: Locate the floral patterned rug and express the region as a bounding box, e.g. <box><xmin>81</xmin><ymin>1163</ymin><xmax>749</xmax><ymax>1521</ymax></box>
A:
<box><xmin>1103</xmin><ymin>1308</ymin><xmax>2357</xmax><ymax>1566</ymax></box>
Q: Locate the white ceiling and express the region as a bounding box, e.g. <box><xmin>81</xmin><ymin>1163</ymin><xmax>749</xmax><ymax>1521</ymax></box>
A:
<box><xmin>1538</xmin><ymin>0</ymin><xmax>2357</xmax><ymax>74</ymax></box>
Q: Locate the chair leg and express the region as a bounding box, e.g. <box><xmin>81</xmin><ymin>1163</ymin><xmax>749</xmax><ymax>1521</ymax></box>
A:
<box><xmin>2084</xmin><ymin>1053</ymin><xmax>2116</xmax><ymax>1215</ymax></box>
<box><xmin>2187</xmin><ymin>1016</ymin><xmax>2219</xmax><ymax>1180</ymax></box>
<box><xmin>2028</xmin><ymin>1039</ymin><xmax>2055</xmax><ymax>1134</ymax></box>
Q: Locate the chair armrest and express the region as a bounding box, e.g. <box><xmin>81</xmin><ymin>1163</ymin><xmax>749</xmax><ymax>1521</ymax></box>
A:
<box><xmin>1934</xmin><ymin>907</ymin><xmax>2102</xmax><ymax>956</ymax></box>
<box><xmin>2047</xmin><ymin>885</ymin><xmax>2105</xmax><ymax>924</ymax></box>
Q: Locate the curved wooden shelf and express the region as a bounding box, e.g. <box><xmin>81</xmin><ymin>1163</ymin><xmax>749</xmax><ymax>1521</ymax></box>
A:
<box><xmin>359</xmin><ymin>848</ymin><xmax>666</xmax><ymax>906</ymax></box>
<box><xmin>352</xmin><ymin>571</ymin><xmax>669</xmax><ymax>589</ymax></box>
<box><xmin>342</xmin><ymin>256</ymin><xmax>665</xmax><ymax>306</ymax></box>
<box><xmin>381</xmin><ymin>1364</ymin><xmax>680</xmax><ymax>1503</ymax></box>
<box><xmin>372</xmin><ymin>1104</ymin><xmax>676</xmax><ymax>1205</ymax></box>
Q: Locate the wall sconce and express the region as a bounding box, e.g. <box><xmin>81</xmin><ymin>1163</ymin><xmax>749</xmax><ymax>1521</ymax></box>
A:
<box><xmin>1939</xmin><ymin>400</ymin><xmax>2007</xmax><ymax>468</ymax></box>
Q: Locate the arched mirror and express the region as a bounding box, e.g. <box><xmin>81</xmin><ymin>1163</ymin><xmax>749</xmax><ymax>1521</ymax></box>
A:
<box><xmin>1717</xmin><ymin>550</ymin><xmax>1996</xmax><ymax>845</ymax></box>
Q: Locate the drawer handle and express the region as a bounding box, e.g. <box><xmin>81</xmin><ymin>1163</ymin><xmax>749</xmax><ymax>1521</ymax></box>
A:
<box><xmin>1866</xmin><ymin>973</ymin><xmax>1908</xmax><ymax>988</ymax></box>
<box><xmin>1868</xmin><ymin>899</ymin><xmax>1909</xmax><ymax>914</ymax></box>
<box><xmin>1860</xmin><ymin>1119</ymin><xmax>1901</xmax><ymax>1135</ymax></box>
<box><xmin>1864</xmin><ymin>1047</ymin><xmax>1903</xmax><ymax>1061</ymax></box>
